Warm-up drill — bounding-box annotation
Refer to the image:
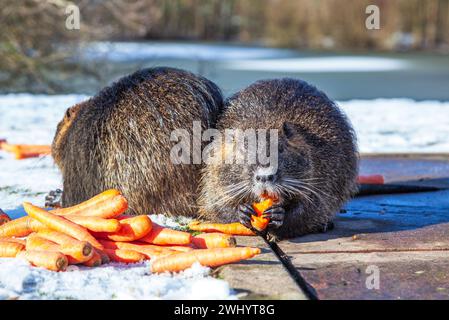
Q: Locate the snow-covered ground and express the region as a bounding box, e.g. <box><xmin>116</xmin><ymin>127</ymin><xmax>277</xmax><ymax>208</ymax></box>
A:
<box><xmin>0</xmin><ymin>94</ymin><xmax>448</xmax><ymax>299</ymax></box>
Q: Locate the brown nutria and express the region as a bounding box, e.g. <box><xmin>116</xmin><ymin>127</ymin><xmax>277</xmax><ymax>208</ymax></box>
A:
<box><xmin>198</xmin><ymin>78</ymin><xmax>358</xmax><ymax>240</ymax></box>
<box><xmin>51</xmin><ymin>67</ymin><xmax>223</xmax><ymax>217</ymax></box>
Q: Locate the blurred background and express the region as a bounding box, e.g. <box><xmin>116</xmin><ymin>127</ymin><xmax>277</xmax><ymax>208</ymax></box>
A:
<box><xmin>0</xmin><ymin>0</ymin><xmax>449</xmax><ymax>154</ymax></box>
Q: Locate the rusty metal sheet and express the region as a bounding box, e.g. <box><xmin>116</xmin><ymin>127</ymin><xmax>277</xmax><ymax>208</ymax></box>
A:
<box><xmin>359</xmin><ymin>154</ymin><xmax>449</xmax><ymax>189</ymax></box>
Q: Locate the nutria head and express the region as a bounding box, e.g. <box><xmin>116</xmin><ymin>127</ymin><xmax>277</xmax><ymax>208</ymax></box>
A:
<box><xmin>202</xmin><ymin>121</ymin><xmax>317</xmax><ymax>211</ymax></box>
<box><xmin>52</xmin><ymin>102</ymin><xmax>86</xmax><ymax>167</ymax></box>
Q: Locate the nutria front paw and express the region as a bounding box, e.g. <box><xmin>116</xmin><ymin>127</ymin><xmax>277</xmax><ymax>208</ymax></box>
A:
<box><xmin>263</xmin><ymin>204</ymin><xmax>285</xmax><ymax>229</ymax></box>
<box><xmin>238</xmin><ymin>204</ymin><xmax>256</xmax><ymax>230</ymax></box>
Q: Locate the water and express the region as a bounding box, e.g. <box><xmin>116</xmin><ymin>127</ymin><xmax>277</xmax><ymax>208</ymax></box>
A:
<box><xmin>80</xmin><ymin>41</ymin><xmax>449</xmax><ymax>100</ymax></box>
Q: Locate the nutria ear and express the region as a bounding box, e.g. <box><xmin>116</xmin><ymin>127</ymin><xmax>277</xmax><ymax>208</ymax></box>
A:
<box><xmin>282</xmin><ymin>122</ymin><xmax>297</xmax><ymax>139</ymax></box>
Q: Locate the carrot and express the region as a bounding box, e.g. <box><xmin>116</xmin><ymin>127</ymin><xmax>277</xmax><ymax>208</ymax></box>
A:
<box><xmin>17</xmin><ymin>250</ymin><xmax>68</xmax><ymax>271</ymax></box>
<box><xmin>192</xmin><ymin>233</ymin><xmax>237</xmax><ymax>249</ymax></box>
<box><xmin>83</xmin><ymin>249</ymin><xmax>102</xmax><ymax>267</ymax></box>
<box><xmin>0</xmin><ymin>210</ymin><xmax>11</xmax><ymax>226</ymax></box>
<box><xmin>162</xmin><ymin>245</ymin><xmax>194</xmax><ymax>252</ymax></box>
<box><xmin>64</xmin><ymin>215</ymin><xmax>121</xmax><ymax>233</ymax></box>
<box><xmin>33</xmin><ymin>231</ymin><xmax>93</xmax><ymax>263</ymax></box>
<box><xmin>140</xmin><ymin>222</ymin><xmax>192</xmax><ymax>245</ymax></box>
<box><xmin>23</xmin><ymin>202</ymin><xmax>104</xmax><ymax>250</ymax></box>
<box><xmin>94</xmin><ymin>215</ymin><xmax>152</xmax><ymax>242</ymax></box>
<box><xmin>0</xmin><ymin>237</ymin><xmax>26</xmax><ymax>245</ymax></box>
<box><xmin>188</xmin><ymin>221</ymin><xmax>255</xmax><ymax>236</ymax></box>
<box><xmin>104</xmin><ymin>248</ymin><xmax>146</xmax><ymax>264</ymax></box>
<box><xmin>51</xmin><ymin>194</ymin><xmax>128</xmax><ymax>219</ymax></box>
<box><xmin>0</xmin><ymin>216</ymin><xmax>33</xmax><ymax>237</ymax></box>
<box><xmin>151</xmin><ymin>247</ymin><xmax>261</xmax><ymax>273</ymax></box>
<box><xmin>0</xmin><ymin>143</ymin><xmax>51</xmax><ymax>159</ymax></box>
<box><xmin>0</xmin><ymin>241</ymin><xmax>25</xmax><ymax>257</ymax></box>
<box><xmin>251</xmin><ymin>198</ymin><xmax>274</xmax><ymax>232</ymax></box>
<box><xmin>99</xmin><ymin>240</ymin><xmax>176</xmax><ymax>259</ymax></box>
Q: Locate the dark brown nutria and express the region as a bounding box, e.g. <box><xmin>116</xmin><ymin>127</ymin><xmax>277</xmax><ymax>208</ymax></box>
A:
<box><xmin>52</xmin><ymin>67</ymin><xmax>223</xmax><ymax>217</ymax></box>
<box><xmin>198</xmin><ymin>78</ymin><xmax>358</xmax><ymax>240</ymax></box>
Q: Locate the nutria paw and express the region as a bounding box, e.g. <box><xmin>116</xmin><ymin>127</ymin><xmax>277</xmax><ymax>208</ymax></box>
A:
<box><xmin>238</xmin><ymin>204</ymin><xmax>256</xmax><ymax>229</ymax></box>
<box><xmin>44</xmin><ymin>189</ymin><xmax>63</xmax><ymax>208</ymax></box>
<box><xmin>263</xmin><ymin>204</ymin><xmax>285</xmax><ymax>229</ymax></box>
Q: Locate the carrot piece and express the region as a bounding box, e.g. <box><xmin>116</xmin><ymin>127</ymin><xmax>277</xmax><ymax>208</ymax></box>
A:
<box><xmin>0</xmin><ymin>216</ymin><xmax>33</xmax><ymax>237</ymax></box>
<box><xmin>0</xmin><ymin>241</ymin><xmax>25</xmax><ymax>257</ymax></box>
<box><xmin>99</xmin><ymin>240</ymin><xmax>175</xmax><ymax>259</ymax></box>
<box><xmin>140</xmin><ymin>222</ymin><xmax>192</xmax><ymax>245</ymax></box>
<box><xmin>104</xmin><ymin>248</ymin><xmax>146</xmax><ymax>264</ymax></box>
<box><xmin>192</xmin><ymin>233</ymin><xmax>237</xmax><ymax>249</ymax></box>
<box><xmin>94</xmin><ymin>215</ymin><xmax>152</xmax><ymax>242</ymax></box>
<box><xmin>83</xmin><ymin>249</ymin><xmax>102</xmax><ymax>267</ymax></box>
<box><xmin>251</xmin><ymin>198</ymin><xmax>274</xmax><ymax>232</ymax></box>
<box><xmin>23</xmin><ymin>202</ymin><xmax>103</xmax><ymax>250</ymax></box>
<box><xmin>0</xmin><ymin>143</ymin><xmax>51</xmax><ymax>159</ymax></box>
<box><xmin>0</xmin><ymin>210</ymin><xmax>11</xmax><ymax>226</ymax></box>
<box><xmin>357</xmin><ymin>174</ymin><xmax>385</xmax><ymax>185</ymax></box>
<box><xmin>151</xmin><ymin>247</ymin><xmax>261</xmax><ymax>273</ymax></box>
<box><xmin>17</xmin><ymin>250</ymin><xmax>68</xmax><ymax>271</ymax></box>
<box><xmin>64</xmin><ymin>215</ymin><xmax>120</xmax><ymax>233</ymax></box>
<box><xmin>27</xmin><ymin>232</ymin><xmax>93</xmax><ymax>264</ymax></box>
<box><xmin>51</xmin><ymin>194</ymin><xmax>128</xmax><ymax>219</ymax></box>
<box><xmin>188</xmin><ymin>221</ymin><xmax>255</xmax><ymax>236</ymax></box>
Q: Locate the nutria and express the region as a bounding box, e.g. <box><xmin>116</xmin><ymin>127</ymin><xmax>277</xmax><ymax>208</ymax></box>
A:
<box><xmin>52</xmin><ymin>67</ymin><xmax>223</xmax><ymax>217</ymax></box>
<box><xmin>198</xmin><ymin>78</ymin><xmax>358</xmax><ymax>240</ymax></box>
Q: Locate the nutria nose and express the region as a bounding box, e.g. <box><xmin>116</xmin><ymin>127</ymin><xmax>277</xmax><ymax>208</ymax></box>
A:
<box><xmin>256</xmin><ymin>174</ymin><xmax>274</xmax><ymax>183</ymax></box>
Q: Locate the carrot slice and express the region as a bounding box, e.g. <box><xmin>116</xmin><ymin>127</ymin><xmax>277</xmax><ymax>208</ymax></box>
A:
<box><xmin>94</xmin><ymin>215</ymin><xmax>152</xmax><ymax>242</ymax></box>
<box><xmin>192</xmin><ymin>233</ymin><xmax>237</xmax><ymax>249</ymax></box>
<box><xmin>140</xmin><ymin>222</ymin><xmax>192</xmax><ymax>245</ymax></box>
<box><xmin>188</xmin><ymin>221</ymin><xmax>255</xmax><ymax>236</ymax></box>
<box><xmin>17</xmin><ymin>250</ymin><xmax>68</xmax><ymax>271</ymax></box>
<box><xmin>151</xmin><ymin>247</ymin><xmax>261</xmax><ymax>273</ymax></box>
<box><xmin>0</xmin><ymin>241</ymin><xmax>25</xmax><ymax>257</ymax></box>
<box><xmin>64</xmin><ymin>215</ymin><xmax>121</xmax><ymax>233</ymax></box>
<box><xmin>23</xmin><ymin>202</ymin><xmax>103</xmax><ymax>250</ymax></box>
<box><xmin>104</xmin><ymin>248</ymin><xmax>146</xmax><ymax>264</ymax></box>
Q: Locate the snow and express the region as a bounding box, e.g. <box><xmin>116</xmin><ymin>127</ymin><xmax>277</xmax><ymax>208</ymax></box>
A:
<box><xmin>226</xmin><ymin>56</ymin><xmax>408</xmax><ymax>72</ymax></box>
<box><xmin>84</xmin><ymin>42</ymin><xmax>291</xmax><ymax>62</ymax></box>
<box><xmin>0</xmin><ymin>93</ymin><xmax>448</xmax><ymax>299</ymax></box>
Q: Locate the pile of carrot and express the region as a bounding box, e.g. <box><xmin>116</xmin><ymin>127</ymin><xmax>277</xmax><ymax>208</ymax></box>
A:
<box><xmin>0</xmin><ymin>140</ymin><xmax>51</xmax><ymax>160</ymax></box>
<box><xmin>0</xmin><ymin>189</ymin><xmax>261</xmax><ymax>273</ymax></box>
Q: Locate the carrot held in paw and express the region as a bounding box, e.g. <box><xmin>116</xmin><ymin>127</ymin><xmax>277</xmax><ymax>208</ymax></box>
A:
<box><xmin>23</xmin><ymin>202</ymin><xmax>103</xmax><ymax>250</ymax></box>
<box><xmin>94</xmin><ymin>215</ymin><xmax>152</xmax><ymax>242</ymax></box>
<box><xmin>140</xmin><ymin>222</ymin><xmax>192</xmax><ymax>245</ymax></box>
<box><xmin>64</xmin><ymin>215</ymin><xmax>121</xmax><ymax>233</ymax></box>
<box><xmin>151</xmin><ymin>247</ymin><xmax>261</xmax><ymax>273</ymax></box>
<box><xmin>0</xmin><ymin>241</ymin><xmax>25</xmax><ymax>257</ymax></box>
<box><xmin>188</xmin><ymin>221</ymin><xmax>255</xmax><ymax>236</ymax></box>
<box><xmin>104</xmin><ymin>248</ymin><xmax>146</xmax><ymax>263</ymax></box>
<box><xmin>192</xmin><ymin>233</ymin><xmax>237</xmax><ymax>249</ymax></box>
<box><xmin>51</xmin><ymin>190</ymin><xmax>127</xmax><ymax>218</ymax></box>
<box><xmin>17</xmin><ymin>250</ymin><xmax>68</xmax><ymax>271</ymax></box>
<box><xmin>251</xmin><ymin>198</ymin><xmax>274</xmax><ymax>232</ymax></box>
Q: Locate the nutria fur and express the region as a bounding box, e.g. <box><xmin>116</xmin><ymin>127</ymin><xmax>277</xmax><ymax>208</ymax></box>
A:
<box><xmin>198</xmin><ymin>78</ymin><xmax>358</xmax><ymax>240</ymax></box>
<box><xmin>52</xmin><ymin>67</ymin><xmax>223</xmax><ymax>217</ymax></box>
